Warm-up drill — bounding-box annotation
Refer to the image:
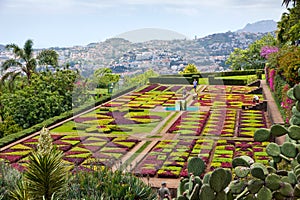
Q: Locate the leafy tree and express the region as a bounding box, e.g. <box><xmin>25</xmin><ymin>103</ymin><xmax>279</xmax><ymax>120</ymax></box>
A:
<box><xmin>0</xmin><ymin>116</ymin><xmax>22</xmax><ymax>138</ymax></box>
<box><xmin>277</xmin><ymin>3</ymin><xmax>300</xmax><ymax>45</ymax></box>
<box><xmin>122</xmin><ymin>69</ymin><xmax>158</xmax><ymax>88</ymax></box>
<box><xmin>180</xmin><ymin>63</ymin><xmax>198</xmax><ymax>74</ymax></box>
<box><xmin>277</xmin><ymin>45</ymin><xmax>300</xmax><ymax>85</ymax></box>
<box><xmin>226</xmin><ymin>34</ymin><xmax>277</xmax><ymax>70</ymax></box>
<box><xmin>1</xmin><ymin>39</ymin><xmax>58</xmax><ymax>84</ymax></box>
<box><xmin>91</xmin><ymin>68</ymin><xmax>120</xmax><ymax>88</ymax></box>
<box><xmin>0</xmin><ymin>69</ymin><xmax>80</xmax><ymax>128</ymax></box>
<box><xmin>225</xmin><ymin>48</ymin><xmax>249</xmax><ymax>70</ymax></box>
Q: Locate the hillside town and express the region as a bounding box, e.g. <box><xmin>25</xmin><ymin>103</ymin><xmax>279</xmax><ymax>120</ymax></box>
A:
<box><xmin>0</xmin><ymin>31</ymin><xmax>270</xmax><ymax>77</ymax></box>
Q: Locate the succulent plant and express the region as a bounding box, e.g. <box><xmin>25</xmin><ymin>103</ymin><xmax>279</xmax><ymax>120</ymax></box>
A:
<box><xmin>187</xmin><ymin>157</ymin><xmax>206</xmax><ymax>177</ymax></box>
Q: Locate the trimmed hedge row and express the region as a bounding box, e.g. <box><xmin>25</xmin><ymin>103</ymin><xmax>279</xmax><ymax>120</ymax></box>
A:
<box><xmin>0</xmin><ymin>85</ymin><xmax>137</xmax><ymax>148</ymax></box>
<box><xmin>208</xmin><ymin>76</ymin><xmax>248</xmax><ymax>85</ymax></box>
<box><xmin>159</xmin><ymin>70</ymin><xmax>264</xmax><ymax>78</ymax></box>
<box><xmin>149</xmin><ymin>77</ymin><xmax>193</xmax><ymax>84</ymax></box>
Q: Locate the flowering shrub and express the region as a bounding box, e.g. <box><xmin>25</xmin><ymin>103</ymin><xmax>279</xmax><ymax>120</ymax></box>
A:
<box><xmin>260</xmin><ymin>46</ymin><xmax>279</xmax><ymax>59</ymax></box>
<box><xmin>269</xmin><ymin>69</ymin><xmax>276</xmax><ymax>91</ymax></box>
<box><xmin>281</xmin><ymin>84</ymin><xmax>294</xmax><ymax>124</ymax></box>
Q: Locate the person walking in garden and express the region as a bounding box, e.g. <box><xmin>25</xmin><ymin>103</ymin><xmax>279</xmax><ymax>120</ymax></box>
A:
<box><xmin>193</xmin><ymin>79</ymin><xmax>198</xmax><ymax>92</ymax></box>
<box><xmin>253</xmin><ymin>95</ymin><xmax>259</xmax><ymax>103</ymax></box>
<box><xmin>158</xmin><ymin>182</ymin><xmax>171</xmax><ymax>200</ymax></box>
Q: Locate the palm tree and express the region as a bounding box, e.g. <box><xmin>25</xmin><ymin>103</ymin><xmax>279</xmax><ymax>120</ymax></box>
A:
<box><xmin>282</xmin><ymin>0</ymin><xmax>298</xmax><ymax>7</ymax></box>
<box><xmin>1</xmin><ymin>39</ymin><xmax>58</xmax><ymax>84</ymax></box>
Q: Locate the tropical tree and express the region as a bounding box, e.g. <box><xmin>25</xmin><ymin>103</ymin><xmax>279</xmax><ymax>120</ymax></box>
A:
<box><xmin>282</xmin><ymin>0</ymin><xmax>298</xmax><ymax>7</ymax></box>
<box><xmin>1</xmin><ymin>39</ymin><xmax>58</xmax><ymax>84</ymax></box>
<box><xmin>180</xmin><ymin>63</ymin><xmax>198</xmax><ymax>74</ymax></box>
<box><xmin>277</xmin><ymin>2</ymin><xmax>300</xmax><ymax>45</ymax></box>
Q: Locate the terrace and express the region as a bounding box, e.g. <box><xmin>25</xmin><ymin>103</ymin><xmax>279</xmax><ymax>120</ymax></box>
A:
<box><xmin>0</xmin><ymin>80</ymin><xmax>283</xmax><ymax>189</ymax></box>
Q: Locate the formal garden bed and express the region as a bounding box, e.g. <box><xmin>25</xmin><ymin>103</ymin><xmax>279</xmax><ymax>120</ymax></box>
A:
<box><xmin>0</xmin><ymin>83</ymin><xmax>272</xmax><ymax>182</ymax></box>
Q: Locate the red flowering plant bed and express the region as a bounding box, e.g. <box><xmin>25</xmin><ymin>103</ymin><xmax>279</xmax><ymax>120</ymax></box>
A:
<box><xmin>134</xmin><ymin>139</ymin><xmax>195</xmax><ymax>178</ymax></box>
<box><xmin>203</xmin><ymin>85</ymin><xmax>259</xmax><ymax>94</ymax></box>
<box><xmin>102</xmin><ymin>85</ymin><xmax>182</xmax><ymax>109</ymax></box>
<box><xmin>0</xmin><ymin>128</ymin><xmax>141</xmax><ymax>170</ymax></box>
<box><xmin>202</xmin><ymin>109</ymin><xmax>237</xmax><ymax>137</ymax></box>
<box><xmin>194</xmin><ymin>84</ymin><xmax>264</xmax><ymax>108</ymax></box>
<box><xmin>209</xmin><ymin>140</ymin><xmax>270</xmax><ymax>170</ymax></box>
<box><xmin>190</xmin><ymin>139</ymin><xmax>215</xmax><ymax>164</ymax></box>
<box><xmin>238</xmin><ymin>110</ymin><xmax>267</xmax><ymax>137</ymax></box>
<box><xmin>167</xmin><ymin>111</ymin><xmax>210</xmax><ymax>136</ymax></box>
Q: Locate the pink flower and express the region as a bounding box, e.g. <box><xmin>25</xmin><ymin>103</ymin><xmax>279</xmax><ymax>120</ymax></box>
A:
<box><xmin>260</xmin><ymin>46</ymin><xmax>279</xmax><ymax>59</ymax></box>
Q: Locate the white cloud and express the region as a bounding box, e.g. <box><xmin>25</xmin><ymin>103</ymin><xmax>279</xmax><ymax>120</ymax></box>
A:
<box><xmin>164</xmin><ymin>7</ymin><xmax>200</xmax><ymax>16</ymax></box>
<box><xmin>3</xmin><ymin>0</ymin><xmax>282</xmax><ymax>12</ymax></box>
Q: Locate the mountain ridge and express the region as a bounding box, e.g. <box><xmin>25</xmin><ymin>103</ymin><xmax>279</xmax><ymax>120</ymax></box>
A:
<box><xmin>236</xmin><ymin>19</ymin><xmax>277</xmax><ymax>33</ymax></box>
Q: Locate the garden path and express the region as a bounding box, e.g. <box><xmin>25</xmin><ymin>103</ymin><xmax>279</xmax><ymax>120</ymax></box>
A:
<box><xmin>261</xmin><ymin>80</ymin><xmax>285</xmax><ymax>144</ymax></box>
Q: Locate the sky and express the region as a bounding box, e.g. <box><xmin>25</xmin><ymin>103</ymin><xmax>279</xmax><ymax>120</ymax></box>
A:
<box><xmin>0</xmin><ymin>0</ymin><xmax>287</xmax><ymax>48</ymax></box>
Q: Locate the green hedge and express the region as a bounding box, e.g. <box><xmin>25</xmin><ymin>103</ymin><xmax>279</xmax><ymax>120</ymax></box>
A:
<box><xmin>209</xmin><ymin>78</ymin><xmax>247</xmax><ymax>85</ymax></box>
<box><xmin>0</xmin><ymin>86</ymin><xmax>137</xmax><ymax>148</ymax></box>
<box><xmin>149</xmin><ymin>77</ymin><xmax>193</xmax><ymax>84</ymax></box>
<box><xmin>159</xmin><ymin>70</ymin><xmax>263</xmax><ymax>78</ymax></box>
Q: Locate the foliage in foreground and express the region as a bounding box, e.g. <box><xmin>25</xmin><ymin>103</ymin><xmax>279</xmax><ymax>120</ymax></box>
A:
<box><xmin>66</xmin><ymin>167</ymin><xmax>157</xmax><ymax>200</ymax></box>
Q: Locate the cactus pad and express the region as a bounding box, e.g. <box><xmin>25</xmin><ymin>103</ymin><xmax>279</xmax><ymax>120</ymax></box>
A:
<box><xmin>247</xmin><ymin>179</ymin><xmax>264</xmax><ymax>194</ymax></box>
<box><xmin>209</xmin><ymin>168</ymin><xmax>230</xmax><ymax>192</ymax></box>
<box><xmin>257</xmin><ymin>186</ymin><xmax>272</xmax><ymax>200</ymax></box>
<box><xmin>250</xmin><ymin>166</ymin><xmax>266</xmax><ymax>180</ymax></box>
<box><xmin>232</xmin><ymin>156</ymin><xmax>254</xmax><ymax>168</ymax></box>
<box><xmin>279</xmin><ymin>182</ymin><xmax>294</xmax><ymax>197</ymax></box>
<box><xmin>294</xmin><ymin>183</ymin><xmax>300</xmax><ymax>197</ymax></box>
<box><xmin>200</xmin><ymin>184</ymin><xmax>215</xmax><ymax>200</ymax></box>
<box><xmin>281</xmin><ymin>142</ymin><xmax>297</xmax><ymax>158</ymax></box>
<box><xmin>254</xmin><ymin>128</ymin><xmax>271</xmax><ymax>142</ymax></box>
<box><xmin>214</xmin><ymin>191</ymin><xmax>226</xmax><ymax>200</ymax></box>
<box><xmin>234</xmin><ymin>166</ymin><xmax>250</xmax><ymax>178</ymax></box>
<box><xmin>289</xmin><ymin>116</ymin><xmax>300</xmax><ymax>126</ymax></box>
<box><xmin>296</xmin><ymin>101</ymin><xmax>300</xmax><ymax>112</ymax></box>
<box><xmin>270</xmin><ymin>124</ymin><xmax>289</xmax><ymax>137</ymax></box>
<box><xmin>266</xmin><ymin>143</ymin><xmax>281</xmax><ymax>157</ymax></box>
<box><xmin>187</xmin><ymin>157</ymin><xmax>206</xmax><ymax>176</ymax></box>
<box><xmin>288</xmin><ymin>125</ymin><xmax>300</xmax><ymax>140</ymax></box>
<box><xmin>293</xmin><ymin>84</ymin><xmax>300</xmax><ymax>101</ymax></box>
<box><xmin>292</xmin><ymin>106</ymin><xmax>300</xmax><ymax>117</ymax></box>
<box><xmin>229</xmin><ymin>180</ymin><xmax>246</xmax><ymax>194</ymax></box>
<box><xmin>265</xmin><ymin>173</ymin><xmax>281</xmax><ymax>191</ymax></box>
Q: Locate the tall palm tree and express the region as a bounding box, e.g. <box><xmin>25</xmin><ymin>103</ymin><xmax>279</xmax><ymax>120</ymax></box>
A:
<box><xmin>1</xmin><ymin>39</ymin><xmax>58</xmax><ymax>84</ymax></box>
